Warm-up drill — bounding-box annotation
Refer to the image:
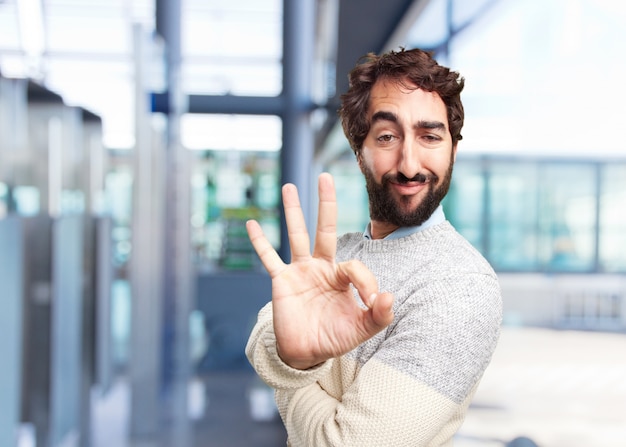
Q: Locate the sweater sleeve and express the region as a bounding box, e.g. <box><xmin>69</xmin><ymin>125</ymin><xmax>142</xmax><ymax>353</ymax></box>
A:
<box><xmin>245</xmin><ymin>302</ymin><xmax>334</xmax><ymax>390</ymax></box>
<box><xmin>274</xmin><ymin>272</ymin><xmax>502</xmax><ymax>447</ymax></box>
<box><xmin>277</xmin><ymin>358</ymin><xmax>464</xmax><ymax>447</ymax></box>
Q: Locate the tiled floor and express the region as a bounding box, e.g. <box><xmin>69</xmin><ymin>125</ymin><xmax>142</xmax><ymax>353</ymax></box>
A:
<box><xmin>92</xmin><ymin>328</ymin><xmax>626</xmax><ymax>447</ymax></box>
<box><xmin>194</xmin><ymin>371</ymin><xmax>287</xmax><ymax>447</ymax></box>
<box><xmin>91</xmin><ymin>370</ymin><xmax>286</xmax><ymax>447</ymax></box>
<box><xmin>456</xmin><ymin>327</ymin><xmax>626</xmax><ymax>447</ymax></box>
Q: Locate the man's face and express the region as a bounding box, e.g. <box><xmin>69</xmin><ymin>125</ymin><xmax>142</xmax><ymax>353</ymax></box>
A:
<box><xmin>358</xmin><ymin>80</ymin><xmax>456</xmax><ymax>235</ymax></box>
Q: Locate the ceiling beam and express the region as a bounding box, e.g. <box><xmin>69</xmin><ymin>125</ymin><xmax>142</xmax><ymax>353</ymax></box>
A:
<box><xmin>333</xmin><ymin>0</ymin><xmax>430</xmax><ymax>106</ymax></box>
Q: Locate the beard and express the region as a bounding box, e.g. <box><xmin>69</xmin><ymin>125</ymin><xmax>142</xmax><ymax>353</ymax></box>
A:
<box><xmin>362</xmin><ymin>158</ymin><xmax>454</xmax><ymax>227</ymax></box>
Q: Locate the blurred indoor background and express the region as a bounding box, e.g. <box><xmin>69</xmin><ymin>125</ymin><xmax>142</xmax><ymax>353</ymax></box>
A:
<box><xmin>1</xmin><ymin>0</ymin><xmax>625</xmax><ymax>446</ymax></box>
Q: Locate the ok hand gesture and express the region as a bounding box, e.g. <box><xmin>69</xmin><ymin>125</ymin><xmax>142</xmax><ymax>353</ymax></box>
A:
<box><xmin>246</xmin><ymin>173</ymin><xmax>394</xmax><ymax>370</ymax></box>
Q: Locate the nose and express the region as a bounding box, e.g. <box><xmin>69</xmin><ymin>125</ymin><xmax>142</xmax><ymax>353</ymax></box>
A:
<box><xmin>398</xmin><ymin>139</ymin><xmax>422</xmax><ymax>180</ymax></box>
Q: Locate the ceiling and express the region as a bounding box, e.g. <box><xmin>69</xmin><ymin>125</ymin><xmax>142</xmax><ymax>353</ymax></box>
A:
<box><xmin>0</xmin><ymin>0</ymin><xmax>432</xmax><ymax>149</ymax></box>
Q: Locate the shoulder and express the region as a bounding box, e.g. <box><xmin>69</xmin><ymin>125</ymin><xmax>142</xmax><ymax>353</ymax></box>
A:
<box><xmin>336</xmin><ymin>231</ymin><xmax>366</xmax><ymax>261</ymax></box>
<box><xmin>431</xmin><ymin>221</ymin><xmax>496</xmax><ymax>276</ymax></box>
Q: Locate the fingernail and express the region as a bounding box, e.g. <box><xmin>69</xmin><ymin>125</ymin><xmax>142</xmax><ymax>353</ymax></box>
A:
<box><xmin>369</xmin><ymin>293</ymin><xmax>377</xmax><ymax>308</ymax></box>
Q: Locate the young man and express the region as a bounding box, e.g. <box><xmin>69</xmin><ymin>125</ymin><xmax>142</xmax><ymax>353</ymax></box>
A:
<box><xmin>245</xmin><ymin>48</ymin><xmax>502</xmax><ymax>446</ymax></box>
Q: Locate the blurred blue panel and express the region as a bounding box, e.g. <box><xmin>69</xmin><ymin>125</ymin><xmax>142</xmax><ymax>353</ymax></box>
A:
<box><xmin>50</xmin><ymin>216</ymin><xmax>84</xmax><ymax>445</ymax></box>
<box><xmin>95</xmin><ymin>216</ymin><xmax>115</xmax><ymax>394</ymax></box>
<box><xmin>196</xmin><ymin>272</ymin><xmax>271</xmax><ymax>371</ymax></box>
<box><xmin>0</xmin><ymin>217</ymin><xmax>24</xmax><ymax>447</ymax></box>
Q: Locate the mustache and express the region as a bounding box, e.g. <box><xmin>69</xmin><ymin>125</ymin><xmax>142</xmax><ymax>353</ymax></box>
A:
<box><xmin>384</xmin><ymin>172</ymin><xmax>438</xmax><ymax>184</ymax></box>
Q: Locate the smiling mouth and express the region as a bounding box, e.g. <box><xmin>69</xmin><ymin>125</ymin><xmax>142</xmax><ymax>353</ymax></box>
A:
<box><xmin>391</xmin><ymin>182</ymin><xmax>427</xmax><ymax>196</ymax></box>
<box><xmin>392</xmin><ymin>178</ymin><xmax>430</xmax><ymax>186</ymax></box>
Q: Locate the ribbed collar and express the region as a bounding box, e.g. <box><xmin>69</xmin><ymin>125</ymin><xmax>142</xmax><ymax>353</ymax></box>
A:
<box><xmin>363</xmin><ymin>205</ymin><xmax>446</xmax><ymax>240</ymax></box>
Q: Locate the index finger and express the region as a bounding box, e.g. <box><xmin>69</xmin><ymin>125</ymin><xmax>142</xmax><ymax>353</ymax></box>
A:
<box><xmin>312</xmin><ymin>173</ymin><xmax>337</xmax><ymax>261</ymax></box>
<box><xmin>246</xmin><ymin>219</ymin><xmax>285</xmax><ymax>277</ymax></box>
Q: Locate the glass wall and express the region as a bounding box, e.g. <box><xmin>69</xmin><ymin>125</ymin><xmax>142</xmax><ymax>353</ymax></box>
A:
<box><xmin>181</xmin><ymin>0</ymin><xmax>282</xmax><ymax>97</ymax></box>
<box><xmin>181</xmin><ymin>112</ymin><xmax>282</xmax><ymax>271</ymax></box>
<box><xmin>537</xmin><ymin>163</ymin><xmax>598</xmax><ymax>272</ymax></box>
<box><xmin>190</xmin><ymin>149</ymin><xmax>280</xmax><ymax>271</ymax></box>
<box><xmin>327</xmin><ymin>158</ymin><xmax>369</xmax><ymax>236</ymax></box>
<box><xmin>332</xmin><ymin>156</ymin><xmax>626</xmax><ymax>274</ymax></box>
<box><xmin>448</xmin><ymin>157</ymin><xmax>623</xmax><ymax>273</ymax></box>
<box><xmin>486</xmin><ymin>160</ymin><xmax>539</xmax><ymax>271</ymax></box>
<box><xmin>444</xmin><ymin>158</ymin><xmax>486</xmax><ymax>255</ymax></box>
<box><xmin>599</xmin><ymin>163</ymin><xmax>626</xmax><ymax>272</ymax></box>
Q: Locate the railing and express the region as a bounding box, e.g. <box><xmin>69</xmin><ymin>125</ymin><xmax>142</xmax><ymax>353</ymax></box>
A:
<box><xmin>557</xmin><ymin>289</ymin><xmax>625</xmax><ymax>331</ymax></box>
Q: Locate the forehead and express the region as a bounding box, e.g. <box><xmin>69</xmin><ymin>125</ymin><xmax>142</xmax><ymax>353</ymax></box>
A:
<box><xmin>368</xmin><ymin>79</ymin><xmax>448</xmax><ymax>123</ymax></box>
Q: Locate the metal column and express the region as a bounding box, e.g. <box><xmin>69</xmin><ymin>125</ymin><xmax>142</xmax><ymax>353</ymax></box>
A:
<box><xmin>280</xmin><ymin>0</ymin><xmax>317</xmax><ymax>261</ymax></box>
<box><xmin>129</xmin><ymin>24</ymin><xmax>164</xmax><ymax>439</ymax></box>
<box><xmin>157</xmin><ymin>0</ymin><xmax>194</xmax><ymax>444</ymax></box>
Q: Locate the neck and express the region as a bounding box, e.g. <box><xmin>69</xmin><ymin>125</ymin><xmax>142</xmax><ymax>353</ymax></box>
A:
<box><xmin>369</xmin><ymin>220</ymin><xmax>399</xmax><ymax>240</ymax></box>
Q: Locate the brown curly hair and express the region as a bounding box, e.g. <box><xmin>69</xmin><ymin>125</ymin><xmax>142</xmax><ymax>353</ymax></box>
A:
<box><xmin>339</xmin><ymin>48</ymin><xmax>465</xmax><ymax>155</ymax></box>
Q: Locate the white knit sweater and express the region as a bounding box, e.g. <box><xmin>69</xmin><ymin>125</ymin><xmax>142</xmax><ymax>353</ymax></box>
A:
<box><xmin>246</xmin><ymin>221</ymin><xmax>502</xmax><ymax>446</ymax></box>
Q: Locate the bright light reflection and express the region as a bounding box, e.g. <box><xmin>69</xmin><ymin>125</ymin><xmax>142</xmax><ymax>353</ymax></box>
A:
<box><xmin>16</xmin><ymin>0</ymin><xmax>45</xmax><ymax>57</ymax></box>
<box><xmin>181</xmin><ymin>114</ymin><xmax>282</xmax><ymax>151</ymax></box>
<box><xmin>445</xmin><ymin>0</ymin><xmax>626</xmax><ymax>157</ymax></box>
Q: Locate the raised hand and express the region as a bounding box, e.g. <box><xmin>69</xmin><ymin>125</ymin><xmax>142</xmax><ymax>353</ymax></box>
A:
<box><xmin>246</xmin><ymin>173</ymin><xmax>394</xmax><ymax>370</ymax></box>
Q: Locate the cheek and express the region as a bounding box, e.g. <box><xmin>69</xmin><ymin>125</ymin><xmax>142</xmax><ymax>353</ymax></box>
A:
<box><xmin>360</xmin><ymin>149</ymin><xmax>395</xmax><ymax>177</ymax></box>
<box><xmin>422</xmin><ymin>151</ymin><xmax>453</xmax><ymax>176</ymax></box>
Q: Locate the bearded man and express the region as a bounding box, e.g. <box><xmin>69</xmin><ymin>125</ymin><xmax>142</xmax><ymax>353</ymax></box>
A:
<box><xmin>245</xmin><ymin>48</ymin><xmax>502</xmax><ymax>447</ymax></box>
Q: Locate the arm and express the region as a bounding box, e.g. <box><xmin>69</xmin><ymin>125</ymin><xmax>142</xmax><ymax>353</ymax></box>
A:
<box><xmin>245</xmin><ymin>302</ymin><xmax>453</xmax><ymax>446</ymax></box>
<box><xmin>275</xmin><ymin>273</ymin><xmax>502</xmax><ymax>447</ymax></box>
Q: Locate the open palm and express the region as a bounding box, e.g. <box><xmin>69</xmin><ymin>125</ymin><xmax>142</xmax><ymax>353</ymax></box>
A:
<box><xmin>246</xmin><ymin>173</ymin><xmax>394</xmax><ymax>370</ymax></box>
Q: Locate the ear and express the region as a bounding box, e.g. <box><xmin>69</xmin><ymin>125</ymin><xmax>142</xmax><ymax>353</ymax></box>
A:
<box><xmin>452</xmin><ymin>143</ymin><xmax>458</xmax><ymax>163</ymax></box>
<box><xmin>356</xmin><ymin>150</ymin><xmax>366</xmax><ymax>173</ymax></box>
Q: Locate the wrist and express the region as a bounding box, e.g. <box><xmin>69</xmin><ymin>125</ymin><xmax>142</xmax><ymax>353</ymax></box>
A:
<box><xmin>276</xmin><ymin>344</ymin><xmax>324</xmax><ymax>370</ymax></box>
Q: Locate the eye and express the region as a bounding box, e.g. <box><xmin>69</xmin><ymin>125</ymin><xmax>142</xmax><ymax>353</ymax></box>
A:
<box><xmin>377</xmin><ymin>134</ymin><xmax>395</xmax><ymax>143</ymax></box>
<box><xmin>422</xmin><ymin>134</ymin><xmax>442</xmax><ymax>143</ymax></box>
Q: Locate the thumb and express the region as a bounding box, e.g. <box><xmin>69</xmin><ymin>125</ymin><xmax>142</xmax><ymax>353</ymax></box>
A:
<box><xmin>368</xmin><ymin>292</ymin><xmax>394</xmax><ymax>330</ymax></box>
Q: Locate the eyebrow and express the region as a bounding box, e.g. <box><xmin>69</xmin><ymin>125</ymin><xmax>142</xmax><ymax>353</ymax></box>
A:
<box><xmin>416</xmin><ymin>120</ymin><xmax>446</xmax><ymax>132</ymax></box>
<box><xmin>371</xmin><ymin>110</ymin><xmax>398</xmax><ymax>124</ymax></box>
<box><xmin>371</xmin><ymin>111</ymin><xmax>446</xmax><ymax>132</ymax></box>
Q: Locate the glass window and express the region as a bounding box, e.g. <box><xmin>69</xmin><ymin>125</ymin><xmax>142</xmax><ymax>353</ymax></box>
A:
<box><xmin>443</xmin><ymin>158</ymin><xmax>485</xmax><ymax>253</ymax></box>
<box><xmin>408</xmin><ymin>0</ymin><xmax>502</xmax><ymax>51</ymax></box>
<box><xmin>448</xmin><ymin>158</ymin><xmax>611</xmax><ymax>273</ymax></box>
<box><xmin>183</xmin><ymin>114</ymin><xmax>282</xmax><ymax>272</ymax></box>
<box><xmin>328</xmin><ymin>159</ymin><xmax>369</xmax><ymax>236</ymax></box>
<box><xmin>599</xmin><ymin>163</ymin><xmax>626</xmax><ymax>272</ymax></box>
<box><xmin>182</xmin><ymin>0</ymin><xmax>283</xmax><ymax>97</ymax></box>
<box><xmin>537</xmin><ymin>163</ymin><xmax>597</xmax><ymax>272</ymax></box>
<box><xmin>191</xmin><ymin>150</ymin><xmax>280</xmax><ymax>271</ymax></box>
<box><xmin>486</xmin><ymin>160</ymin><xmax>539</xmax><ymax>271</ymax></box>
